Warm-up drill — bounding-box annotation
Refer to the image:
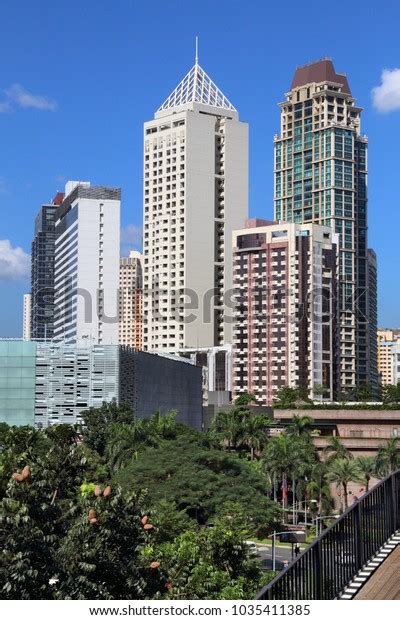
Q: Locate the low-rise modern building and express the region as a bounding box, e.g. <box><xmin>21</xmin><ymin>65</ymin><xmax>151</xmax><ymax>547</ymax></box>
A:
<box><xmin>119</xmin><ymin>251</ymin><xmax>143</xmax><ymax>349</ymax></box>
<box><xmin>0</xmin><ymin>340</ymin><xmax>202</xmax><ymax>430</ymax></box>
<box><xmin>232</xmin><ymin>219</ymin><xmax>339</xmax><ymax>405</ymax></box>
<box><xmin>274</xmin><ymin>408</ymin><xmax>400</xmax><ymax>456</ymax></box>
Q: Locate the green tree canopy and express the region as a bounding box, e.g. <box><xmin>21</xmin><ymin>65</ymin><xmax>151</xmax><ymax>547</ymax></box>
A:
<box><xmin>115</xmin><ymin>433</ymin><xmax>281</xmax><ymax>531</ymax></box>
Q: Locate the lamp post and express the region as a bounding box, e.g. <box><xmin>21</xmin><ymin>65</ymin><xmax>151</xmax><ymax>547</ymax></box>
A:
<box><xmin>312</xmin><ymin>514</ymin><xmax>339</xmax><ymax>537</ymax></box>
<box><xmin>269</xmin><ymin>530</ymin><xmax>304</xmax><ymax>571</ymax></box>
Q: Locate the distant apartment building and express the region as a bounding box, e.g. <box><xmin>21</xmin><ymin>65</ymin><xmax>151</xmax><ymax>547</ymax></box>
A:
<box><xmin>31</xmin><ymin>192</ymin><xmax>63</xmax><ymax>340</ymax></box>
<box><xmin>53</xmin><ymin>181</ymin><xmax>120</xmax><ymax>344</ymax></box>
<box><xmin>0</xmin><ymin>340</ymin><xmax>202</xmax><ymax>429</ymax></box>
<box><xmin>22</xmin><ymin>294</ymin><xmax>31</xmax><ymax>341</ymax></box>
<box><xmin>143</xmin><ymin>54</ymin><xmax>248</xmax><ymax>353</ymax></box>
<box><xmin>119</xmin><ymin>251</ymin><xmax>143</xmax><ymax>349</ymax></box>
<box><xmin>274</xmin><ymin>59</ymin><xmax>377</xmax><ymax>394</ymax></box>
<box><xmin>232</xmin><ymin>220</ymin><xmax>339</xmax><ymax>405</ymax></box>
<box><xmin>378</xmin><ymin>328</ymin><xmax>400</xmax><ymax>385</ymax></box>
<box><xmin>178</xmin><ymin>344</ymin><xmax>232</xmax><ymax>405</ymax></box>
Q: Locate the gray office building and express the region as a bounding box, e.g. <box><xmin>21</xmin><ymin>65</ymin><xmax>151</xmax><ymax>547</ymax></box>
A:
<box><xmin>0</xmin><ymin>340</ymin><xmax>202</xmax><ymax>430</ymax></box>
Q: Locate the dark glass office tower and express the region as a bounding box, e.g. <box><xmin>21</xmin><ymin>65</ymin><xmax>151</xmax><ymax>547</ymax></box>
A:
<box><xmin>31</xmin><ymin>192</ymin><xmax>64</xmax><ymax>340</ymax></box>
<box><xmin>274</xmin><ymin>59</ymin><xmax>378</xmax><ymax>396</ymax></box>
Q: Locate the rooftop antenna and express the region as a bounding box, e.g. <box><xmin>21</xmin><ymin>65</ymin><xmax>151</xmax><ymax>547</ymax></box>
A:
<box><xmin>195</xmin><ymin>35</ymin><xmax>199</xmax><ymax>65</ymax></box>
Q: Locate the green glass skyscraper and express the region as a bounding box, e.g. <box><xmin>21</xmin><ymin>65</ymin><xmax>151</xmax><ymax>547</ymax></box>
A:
<box><xmin>274</xmin><ymin>59</ymin><xmax>378</xmax><ymax>396</ymax></box>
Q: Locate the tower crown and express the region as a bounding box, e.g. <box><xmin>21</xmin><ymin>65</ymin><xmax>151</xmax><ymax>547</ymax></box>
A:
<box><xmin>291</xmin><ymin>59</ymin><xmax>351</xmax><ymax>95</ymax></box>
<box><xmin>157</xmin><ymin>62</ymin><xmax>236</xmax><ymax>112</ymax></box>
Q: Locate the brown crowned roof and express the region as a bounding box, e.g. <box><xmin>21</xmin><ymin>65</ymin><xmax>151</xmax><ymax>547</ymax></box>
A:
<box><xmin>291</xmin><ymin>59</ymin><xmax>351</xmax><ymax>95</ymax></box>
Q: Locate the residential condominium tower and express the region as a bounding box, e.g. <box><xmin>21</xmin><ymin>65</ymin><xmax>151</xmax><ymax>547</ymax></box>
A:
<box><xmin>274</xmin><ymin>59</ymin><xmax>378</xmax><ymax>395</ymax></box>
<box><xmin>143</xmin><ymin>54</ymin><xmax>248</xmax><ymax>353</ymax></box>
<box><xmin>119</xmin><ymin>250</ymin><xmax>143</xmax><ymax>349</ymax></box>
<box><xmin>232</xmin><ymin>220</ymin><xmax>339</xmax><ymax>405</ymax></box>
<box><xmin>31</xmin><ymin>192</ymin><xmax>63</xmax><ymax>340</ymax></box>
<box><xmin>53</xmin><ymin>181</ymin><xmax>120</xmax><ymax>344</ymax></box>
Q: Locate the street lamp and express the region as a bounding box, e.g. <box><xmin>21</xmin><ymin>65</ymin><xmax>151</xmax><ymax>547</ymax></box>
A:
<box><xmin>312</xmin><ymin>515</ymin><xmax>339</xmax><ymax>537</ymax></box>
<box><xmin>293</xmin><ymin>499</ymin><xmax>318</xmax><ymax>528</ymax></box>
<box><xmin>268</xmin><ymin>530</ymin><xmax>304</xmax><ymax>571</ymax></box>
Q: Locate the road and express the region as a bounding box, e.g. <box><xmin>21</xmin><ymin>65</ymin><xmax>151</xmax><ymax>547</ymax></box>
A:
<box><xmin>255</xmin><ymin>543</ymin><xmax>300</xmax><ymax>570</ymax></box>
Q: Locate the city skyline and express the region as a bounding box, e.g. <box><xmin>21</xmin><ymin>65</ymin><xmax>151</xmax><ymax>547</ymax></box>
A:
<box><xmin>1</xmin><ymin>0</ymin><xmax>400</xmax><ymax>335</ymax></box>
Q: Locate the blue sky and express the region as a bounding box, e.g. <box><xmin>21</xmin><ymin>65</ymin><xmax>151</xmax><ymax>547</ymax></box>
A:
<box><xmin>0</xmin><ymin>0</ymin><xmax>400</xmax><ymax>335</ymax></box>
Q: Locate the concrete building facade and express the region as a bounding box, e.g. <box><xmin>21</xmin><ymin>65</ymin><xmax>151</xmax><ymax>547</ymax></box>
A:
<box><xmin>178</xmin><ymin>344</ymin><xmax>232</xmax><ymax>405</ymax></box>
<box><xmin>119</xmin><ymin>250</ymin><xmax>143</xmax><ymax>349</ymax></box>
<box><xmin>274</xmin><ymin>59</ymin><xmax>378</xmax><ymax>394</ymax></box>
<box><xmin>53</xmin><ymin>182</ymin><xmax>120</xmax><ymax>344</ymax></box>
<box><xmin>232</xmin><ymin>220</ymin><xmax>339</xmax><ymax>405</ymax></box>
<box><xmin>143</xmin><ymin>56</ymin><xmax>248</xmax><ymax>353</ymax></box>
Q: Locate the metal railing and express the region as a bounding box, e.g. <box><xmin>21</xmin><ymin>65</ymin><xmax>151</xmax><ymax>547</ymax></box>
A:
<box><xmin>257</xmin><ymin>470</ymin><xmax>400</xmax><ymax>600</ymax></box>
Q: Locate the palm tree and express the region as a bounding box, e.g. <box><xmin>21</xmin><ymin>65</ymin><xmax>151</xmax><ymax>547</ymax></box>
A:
<box><xmin>262</xmin><ymin>433</ymin><xmax>315</xmax><ymax>520</ymax></box>
<box><xmin>355</xmin><ymin>456</ymin><xmax>378</xmax><ymax>492</ymax></box>
<box><xmin>106</xmin><ymin>421</ymin><xmax>155</xmax><ymax>471</ymax></box>
<box><xmin>305</xmin><ymin>462</ymin><xmax>334</xmax><ymax>517</ymax></box>
<box><xmin>327</xmin><ymin>458</ymin><xmax>362</xmax><ymax>511</ymax></box>
<box><xmin>286</xmin><ymin>415</ymin><xmax>314</xmax><ymax>438</ymax></box>
<box><xmin>376</xmin><ymin>437</ymin><xmax>399</xmax><ymax>476</ymax></box>
<box><xmin>323</xmin><ymin>435</ymin><xmax>352</xmax><ymax>463</ymax></box>
<box><xmin>240</xmin><ymin>414</ymin><xmax>272</xmax><ymax>460</ymax></box>
<box><xmin>149</xmin><ymin>410</ymin><xmax>177</xmax><ymax>439</ymax></box>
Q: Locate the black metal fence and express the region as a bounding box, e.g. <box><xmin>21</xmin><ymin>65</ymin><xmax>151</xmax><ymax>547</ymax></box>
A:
<box><xmin>257</xmin><ymin>470</ymin><xmax>400</xmax><ymax>600</ymax></box>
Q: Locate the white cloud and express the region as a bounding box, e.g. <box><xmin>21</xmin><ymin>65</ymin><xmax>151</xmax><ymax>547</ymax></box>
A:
<box><xmin>0</xmin><ymin>101</ymin><xmax>11</xmax><ymax>113</ymax></box>
<box><xmin>372</xmin><ymin>68</ymin><xmax>400</xmax><ymax>113</ymax></box>
<box><xmin>3</xmin><ymin>83</ymin><xmax>57</xmax><ymax>111</ymax></box>
<box><xmin>0</xmin><ymin>240</ymin><xmax>30</xmax><ymax>281</ymax></box>
<box><xmin>120</xmin><ymin>224</ymin><xmax>142</xmax><ymax>255</ymax></box>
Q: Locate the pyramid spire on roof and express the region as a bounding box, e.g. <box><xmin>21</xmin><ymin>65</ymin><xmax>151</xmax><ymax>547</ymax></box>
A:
<box><xmin>157</xmin><ymin>46</ymin><xmax>236</xmax><ymax>113</ymax></box>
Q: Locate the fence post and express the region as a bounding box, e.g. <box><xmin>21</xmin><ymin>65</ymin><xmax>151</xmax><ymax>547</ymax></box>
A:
<box><xmin>313</xmin><ymin>541</ymin><xmax>322</xmax><ymax>599</ymax></box>
<box><xmin>389</xmin><ymin>473</ymin><xmax>397</xmax><ymax>534</ymax></box>
<box><xmin>354</xmin><ymin>500</ymin><xmax>363</xmax><ymax>569</ymax></box>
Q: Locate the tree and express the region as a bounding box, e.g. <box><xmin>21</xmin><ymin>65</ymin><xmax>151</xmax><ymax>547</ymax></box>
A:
<box><xmin>313</xmin><ymin>384</ymin><xmax>328</xmax><ymax>400</ymax></box>
<box><xmin>326</xmin><ymin>458</ymin><xmax>362</xmax><ymax>511</ymax></box>
<box><xmin>376</xmin><ymin>437</ymin><xmax>399</xmax><ymax>475</ymax></box>
<box><xmin>239</xmin><ymin>414</ymin><xmax>273</xmax><ymax>460</ymax></box>
<box><xmin>210</xmin><ymin>409</ymin><xmax>246</xmax><ymax>452</ymax></box>
<box><xmin>273</xmin><ymin>386</ymin><xmax>298</xmax><ymax>408</ymax></box>
<box><xmin>323</xmin><ymin>436</ymin><xmax>352</xmax><ymax>463</ymax></box>
<box><xmin>145</xmin><ymin>524</ymin><xmax>264</xmax><ymax>599</ymax></box>
<box><xmin>56</xmin><ymin>486</ymin><xmax>164</xmax><ymax>600</ymax></box>
<box><xmin>355</xmin><ymin>456</ymin><xmax>378</xmax><ymax>492</ymax></box>
<box><xmin>356</xmin><ymin>384</ymin><xmax>372</xmax><ymax>403</ymax></box>
<box><xmin>285</xmin><ymin>415</ymin><xmax>314</xmax><ymax>438</ymax></box>
<box><xmin>381</xmin><ymin>384</ymin><xmax>400</xmax><ymax>405</ymax></box>
<box><xmin>262</xmin><ymin>433</ymin><xmax>315</xmax><ymax>519</ymax></box>
<box><xmin>304</xmin><ymin>462</ymin><xmax>334</xmax><ymax>517</ymax></box>
<box><xmin>0</xmin><ymin>424</ymin><xmax>93</xmax><ymax>599</ymax></box>
<box><xmin>80</xmin><ymin>401</ymin><xmax>134</xmax><ymax>456</ymax></box>
<box><xmin>115</xmin><ymin>433</ymin><xmax>281</xmax><ymax>529</ymax></box>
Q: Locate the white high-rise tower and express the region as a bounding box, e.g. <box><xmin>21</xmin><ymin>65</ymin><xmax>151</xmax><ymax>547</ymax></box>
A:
<box><xmin>143</xmin><ymin>49</ymin><xmax>248</xmax><ymax>352</ymax></box>
<box><xmin>53</xmin><ymin>181</ymin><xmax>120</xmax><ymax>344</ymax></box>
